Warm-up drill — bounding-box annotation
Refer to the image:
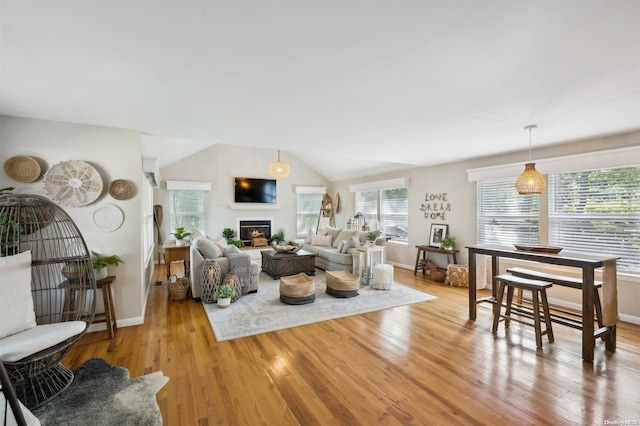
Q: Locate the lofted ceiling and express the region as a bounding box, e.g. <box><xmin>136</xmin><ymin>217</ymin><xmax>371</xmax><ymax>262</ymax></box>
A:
<box><xmin>1</xmin><ymin>1</ymin><xmax>639</xmax><ymax>181</ymax></box>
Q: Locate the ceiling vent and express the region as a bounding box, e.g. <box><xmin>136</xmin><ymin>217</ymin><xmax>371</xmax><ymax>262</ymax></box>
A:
<box><xmin>142</xmin><ymin>156</ymin><xmax>160</xmax><ymax>188</ymax></box>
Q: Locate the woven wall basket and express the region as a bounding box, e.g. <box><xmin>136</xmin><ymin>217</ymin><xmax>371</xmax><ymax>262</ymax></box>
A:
<box><xmin>3</xmin><ymin>156</ymin><xmax>41</xmax><ymax>183</ymax></box>
<box><xmin>109</xmin><ymin>179</ymin><xmax>134</xmax><ymax>200</ymax></box>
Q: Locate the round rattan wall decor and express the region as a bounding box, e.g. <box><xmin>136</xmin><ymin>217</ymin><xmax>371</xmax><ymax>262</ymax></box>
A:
<box><xmin>3</xmin><ymin>155</ymin><xmax>41</xmax><ymax>183</ymax></box>
<box><xmin>43</xmin><ymin>160</ymin><xmax>104</xmax><ymax>207</ymax></box>
<box><xmin>109</xmin><ymin>179</ymin><xmax>134</xmax><ymax>200</ymax></box>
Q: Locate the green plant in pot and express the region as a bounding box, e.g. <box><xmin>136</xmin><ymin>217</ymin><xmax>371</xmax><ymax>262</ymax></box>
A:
<box><xmin>366</xmin><ymin>230</ymin><xmax>381</xmax><ymax>246</ymax></box>
<box><xmin>222</xmin><ymin>228</ymin><xmax>236</xmax><ymax>244</ymax></box>
<box><xmin>214</xmin><ymin>284</ymin><xmax>235</xmax><ymax>309</ymax></box>
<box><xmin>440</xmin><ymin>235</ymin><xmax>457</xmax><ymax>250</ymax></box>
<box><xmin>269</xmin><ymin>228</ymin><xmax>285</xmax><ymax>246</ymax></box>
<box><xmin>172</xmin><ymin>227</ymin><xmax>191</xmax><ymax>246</ymax></box>
<box><xmin>92</xmin><ymin>251</ymin><xmax>124</xmax><ymax>280</ymax></box>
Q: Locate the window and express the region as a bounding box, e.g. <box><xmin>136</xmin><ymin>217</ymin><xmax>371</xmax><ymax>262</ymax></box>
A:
<box><xmin>355</xmin><ymin>187</ymin><xmax>409</xmax><ymax>242</ymax></box>
<box><xmin>477</xmin><ymin>178</ymin><xmax>539</xmax><ymax>245</ymax></box>
<box><xmin>549</xmin><ymin>166</ymin><xmax>640</xmax><ymax>274</ymax></box>
<box><xmin>169</xmin><ymin>190</ymin><xmax>207</xmax><ymax>236</ymax></box>
<box><xmin>142</xmin><ymin>173</ymin><xmax>154</xmax><ymax>263</ymax></box>
<box><xmin>296</xmin><ymin>193</ymin><xmax>323</xmax><ymax>237</ymax></box>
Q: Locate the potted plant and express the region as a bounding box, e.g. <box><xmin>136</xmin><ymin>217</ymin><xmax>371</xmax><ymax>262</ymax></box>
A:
<box><xmin>366</xmin><ymin>230</ymin><xmax>381</xmax><ymax>247</ymax></box>
<box><xmin>222</xmin><ymin>227</ymin><xmax>236</xmax><ymax>244</ymax></box>
<box><xmin>92</xmin><ymin>251</ymin><xmax>124</xmax><ymax>280</ymax></box>
<box><xmin>214</xmin><ymin>284</ymin><xmax>235</xmax><ymax>309</ymax></box>
<box><xmin>269</xmin><ymin>228</ymin><xmax>285</xmax><ymax>246</ymax></box>
<box><xmin>172</xmin><ymin>227</ymin><xmax>191</xmax><ymax>246</ymax></box>
<box><xmin>440</xmin><ymin>235</ymin><xmax>457</xmax><ymax>250</ymax></box>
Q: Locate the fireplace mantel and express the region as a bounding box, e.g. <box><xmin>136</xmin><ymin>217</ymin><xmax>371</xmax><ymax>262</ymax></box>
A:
<box><xmin>228</xmin><ymin>204</ymin><xmax>280</xmax><ymax>210</ymax></box>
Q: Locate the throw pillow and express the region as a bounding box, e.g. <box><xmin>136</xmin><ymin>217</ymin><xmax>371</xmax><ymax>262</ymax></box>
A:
<box><xmin>224</xmin><ymin>245</ymin><xmax>241</xmax><ymax>255</ymax></box>
<box><xmin>336</xmin><ymin>241</ymin><xmax>345</xmax><ymax>253</ymax></box>
<box><xmin>304</xmin><ymin>229</ymin><xmax>315</xmax><ymax>244</ymax></box>
<box><xmin>194</xmin><ymin>237</ymin><xmax>223</xmax><ymax>259</ymax></box>
<box><xmin>214</xmin><ymin>237</ymin><xmax>229</xmax><ymax>252</ymax></box>
<box><xmin>311</xmin><ymin>234</ymin><xmax>333</xmax><ymax>247</ymax></box>
<box><xmin>332</xmin><ymin>229</ymin><xmax>356</xmax><ymax>248</ymax></box>
<box><xmin>0</xmin><ymin>251</ymin><xmax>37</xmax><ymax>339</ymax></box>
<box><xmin>323</xmin><ymin>226</ymin><xmax>342</xmax><ymax>244</ymax></box>
<box><xmin>341</xmin><ymin>235</ymin><xmax>358</xmax><ymax>253</ymax></box>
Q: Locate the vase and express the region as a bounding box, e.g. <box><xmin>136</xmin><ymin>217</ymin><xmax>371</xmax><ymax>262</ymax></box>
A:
<box><xmin>217</xmin><ymin>297</ymin><xmax>231</xmax><ymax>309</ymax></box>
<box><xmin>176</xmin><ymin>239</ymin><xmax>186</xmax><ymax>246</ymax></box>
<box><xmin>95</xmin><ymin>267</ymin><xmax>108</xmax><ymax>280</ymax></box>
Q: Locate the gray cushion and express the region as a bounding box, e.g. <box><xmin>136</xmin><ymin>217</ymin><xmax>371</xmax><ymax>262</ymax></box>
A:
<box><xmin>341</xmin><ymin>235</ymin><xmax>358</xmax><ymax>253</ymax></box>
<box><xmin>194</xmin><ymin>237</ymin><xmax>223</xmax><ymax>259</ymax></box>
<box><xmin>324</xmin><ymin>226</ymin><xmax>342</xmax><ymax>243</ymax></box>
<box><xmin>319</xmin><ymin>248</ymin><xmax>353</xmax><ymax>266</ymax></box>
<box><xmin>224</xmin><ymin>245</ymin><xmax>241</xmax><ymax>255</ymax></box>
<box><xmin>332</xmin><ymin>229</ymin><xmax>356</xmax><ymax>248</ymax></box>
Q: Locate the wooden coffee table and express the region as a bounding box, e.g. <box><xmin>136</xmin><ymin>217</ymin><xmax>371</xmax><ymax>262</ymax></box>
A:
<box><xmin>261</xmin><ymin>249</ymin><xmax>317</xmax><ymax>279</ymax></box>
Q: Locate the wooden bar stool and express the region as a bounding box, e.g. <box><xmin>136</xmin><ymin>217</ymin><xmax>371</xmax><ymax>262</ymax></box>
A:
<box><xmin>94</xmin><ymin>276</ymin><xmax>117</xmax><ymax>339</ymax></box>
<box><xmin>492</xmin><ymin>274</ymin><xmax>554</xmax><ymax>348</ymax></box>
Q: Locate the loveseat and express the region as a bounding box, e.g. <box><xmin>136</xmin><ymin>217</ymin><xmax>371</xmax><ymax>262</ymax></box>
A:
<box><xmin>189</xmin><ymin>235</ymin><xmax>261</xmax><ymax>299</ymax></box>
<box><xmin>300</xmin><ymin>226</ymin><xmax>385</xmax><ymax>271</ymax></box>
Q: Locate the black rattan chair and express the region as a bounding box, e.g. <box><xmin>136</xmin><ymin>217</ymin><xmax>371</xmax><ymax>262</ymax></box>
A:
<box><xmin>0</xmin><ymin>194</ymin><xmax>96</xmax><ymax>410</ymax></box>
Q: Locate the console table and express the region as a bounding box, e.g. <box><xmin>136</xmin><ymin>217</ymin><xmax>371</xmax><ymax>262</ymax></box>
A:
<box><xmin>414</xmin><ymin>245</ymin><xmax>458</xmax><ymax>275</ymax></box>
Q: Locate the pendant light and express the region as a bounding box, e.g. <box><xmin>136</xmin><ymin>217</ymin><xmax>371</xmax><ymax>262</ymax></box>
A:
<box><xmin>515</xmin><ymin>124</ymin><xmax>546</xmax><ymax>195</ymax></box>
<box><xmin>268</xmin><ymin>150</ymin><xmax>290</xmax><ymax>179</ymax></box>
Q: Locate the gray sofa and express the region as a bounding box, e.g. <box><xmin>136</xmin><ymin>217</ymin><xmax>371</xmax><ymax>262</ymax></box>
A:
<box><xmin>189</xmin><ymin>235</ymin><xmax>260</xmax><ymax>299</ymax></box>
<box><xmin>301</xmin><ymin>226</ymin><xmax>384</xmax><ymax>271</ymax></box>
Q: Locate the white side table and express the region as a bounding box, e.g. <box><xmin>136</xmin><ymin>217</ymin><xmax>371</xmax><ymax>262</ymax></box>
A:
<box><xmin>353</xmin><ymin>245</ymin><xmax>386</xmax><ymax>285</ymax></box>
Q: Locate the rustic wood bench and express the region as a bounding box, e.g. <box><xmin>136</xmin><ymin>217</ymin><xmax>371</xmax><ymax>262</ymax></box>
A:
<box><xmin>492</xmin><ymin>274</ymin><xmax>554</xmax><ymax>348</ymax></box>
<box><xmin>506</xmin><ymin>267</ymin><xmax>604</xmax><ymax>331</ymax></box>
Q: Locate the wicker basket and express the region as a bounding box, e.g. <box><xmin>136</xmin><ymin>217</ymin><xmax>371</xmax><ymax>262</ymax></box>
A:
<box><xmin>169</xmin><ymin>276</ymin><xmax>190</xmax><ymax>301</ymax></box>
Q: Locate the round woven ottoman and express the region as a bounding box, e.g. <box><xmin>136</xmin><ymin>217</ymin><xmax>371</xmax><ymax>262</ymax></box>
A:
<box><xmin>279</xmin><ymin>273</ymin><xmax>316</xmax><ymax>305</ymax></box>
<box><xmin>325</xmin><ymin>270</ymin><xmax>360</xmax><ymax>298</ymax></box>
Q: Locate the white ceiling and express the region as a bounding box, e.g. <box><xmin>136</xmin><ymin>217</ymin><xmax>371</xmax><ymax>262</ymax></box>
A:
<box><xmin>1</xmin><ymin>1</ymin><xmax>639</xmax><ymax>181</ymax></box>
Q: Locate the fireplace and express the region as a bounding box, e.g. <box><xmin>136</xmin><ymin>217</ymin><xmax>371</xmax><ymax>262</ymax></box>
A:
<box><xmin>237</xmin><ymin>218</ymin><xmax>273</xmax><ymax>246</ymax></box>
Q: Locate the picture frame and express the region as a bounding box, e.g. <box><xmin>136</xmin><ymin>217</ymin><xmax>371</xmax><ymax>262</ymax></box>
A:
<box><xmin>429</xmin><ymin>224</ymin><xmax>448</xmax><ymax>248</ymax></box>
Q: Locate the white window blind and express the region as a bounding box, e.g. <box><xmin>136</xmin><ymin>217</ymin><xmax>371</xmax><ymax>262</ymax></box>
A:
<box><xmin>477</xmin><ymin>178</ymin><xmax>539</xmax><ymax>245</ymax></box>
<box><xmin>355</xmin><ymin>187</ymin><xmax>409</xmax><ymax>242</ymax></box>
<box><xmin>142</xmin><ymin>173</ymin><xmax>154</xmax><ymax>263</ymax></box>
<box><xmin>296</xmin><ymin>193</ymin><xmax>323</xmax><ymax>237</ymax></box>
<box><xmin>169</xmin><ymin>190</ymin><xmax>207</xmax><ymax>237</ymax></box>
<box><xmin>380</xmin><ymin>187</ymin><xmax>408</xmax><ymax>241</ymax></box>
<box><xmin>549</xmin><ymin>166</ymin><xmax>640</xmax><ymax>274</ymax></box>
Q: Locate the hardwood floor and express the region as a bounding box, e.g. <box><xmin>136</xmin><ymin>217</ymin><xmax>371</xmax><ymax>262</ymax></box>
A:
<box><xmin>65</xmin><ymin>267</ymin><xmax>640</xmax><ymax>425</ymax></box>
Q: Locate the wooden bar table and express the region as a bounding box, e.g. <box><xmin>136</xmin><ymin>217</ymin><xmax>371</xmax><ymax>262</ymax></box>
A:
<box><xmin>467</xmin><ymin>244</ymin><xmax>618</xmax><ymax>362</ymax></box>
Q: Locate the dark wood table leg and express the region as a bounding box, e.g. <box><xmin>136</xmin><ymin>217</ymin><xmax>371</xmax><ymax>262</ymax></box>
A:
<box><xmin>414</xmin><ymin>248</ymin><xmax>421</xmax><ymax>275</ymax></box>
<box><xmin>582</xmin><ymin>266</ymin><xmax>596</xmax><ymax>362</ymax></box>
<box><xmin>468</xmin><ymin>248</ymin><xmax>476</xmax><ymax>320</ymax></box>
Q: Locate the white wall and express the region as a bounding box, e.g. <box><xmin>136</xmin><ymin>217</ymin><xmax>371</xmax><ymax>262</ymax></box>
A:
<box><xmin>332</xmin><ymin>131</ymin><xmax>640</xmax><ymax>322</ymax></box>
<box><xmin>0</xmin><ymin>116</ymin><xmax>146</xmax><ymax>327</ymax></box>
<box><xmin>155</xmin><ymin>143</ymin><xmax>331</xmax><ymax>245</ymax></box>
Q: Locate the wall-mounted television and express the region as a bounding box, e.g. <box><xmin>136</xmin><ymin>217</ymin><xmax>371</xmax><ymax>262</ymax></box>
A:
<box><xmin>234</xmin><ymin>177</ymin><xmax>277</xmax><ymax>204</ymax></box>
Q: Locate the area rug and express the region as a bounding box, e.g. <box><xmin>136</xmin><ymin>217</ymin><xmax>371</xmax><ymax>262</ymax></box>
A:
<box><xmin>204</xmin><ymin>270</ymin><xmax>436</xmax><ymax>341</ymax></box>
<box><xmin>33</xmin><ymin>358</ymin><xmax>168</xmax><ymax>426</ymax></box>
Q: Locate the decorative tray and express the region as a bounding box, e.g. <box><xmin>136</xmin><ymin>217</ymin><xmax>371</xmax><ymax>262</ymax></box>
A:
<box><xmin>514</xmin><ymin>244</ymin><xmax>563</xmax><ymax>254</ymax></box>
<box><xmin>274</xmin><ymin>244</ymin><xmax>300</xmax><ymax>254</ymax></box>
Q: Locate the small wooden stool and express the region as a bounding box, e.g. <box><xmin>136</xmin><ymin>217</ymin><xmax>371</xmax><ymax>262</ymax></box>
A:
<box><xmin>492</xmin><ymin>274</ymin><xmax>554</xmax><ymax>348</ymax></box>
<box><xmin>94</xmin><ymin>276</ymin><xmax>117</xmax><ymax>339</ymax></box>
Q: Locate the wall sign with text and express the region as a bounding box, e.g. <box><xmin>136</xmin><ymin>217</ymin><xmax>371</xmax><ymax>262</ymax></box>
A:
<box><xmin>419</xmin><ymin>192</ymin><xmax>451</xmax><ymax>220</ymax></box>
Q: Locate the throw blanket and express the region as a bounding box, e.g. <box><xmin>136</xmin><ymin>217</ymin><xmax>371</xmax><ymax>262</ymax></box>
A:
<box><xmin>227</xmin><ymin>252</ymin><xmax>251</xmax><ymax>294</ymax></box>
